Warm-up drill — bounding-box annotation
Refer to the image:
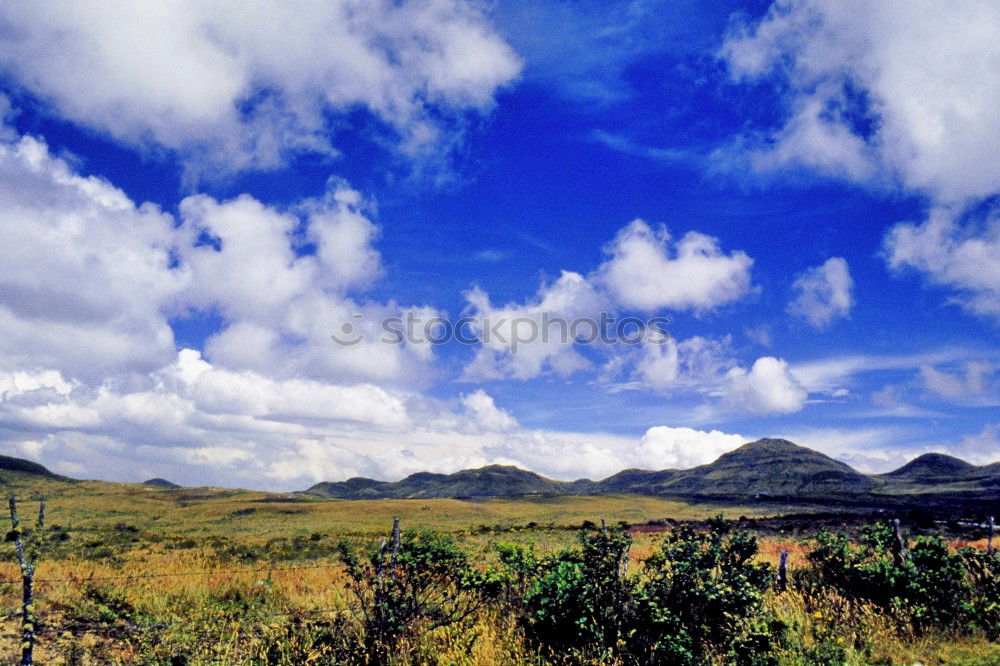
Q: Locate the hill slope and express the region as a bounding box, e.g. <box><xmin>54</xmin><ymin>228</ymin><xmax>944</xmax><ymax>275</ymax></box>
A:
<box><xmin>882</xmin><ymin>453</ymin><xmax>974</xmax><ymax>480</ymax></box>
<box><xmin>603</xmin><ymin>438</ymin><xmax>875</xmax><ymax>497</ymax></box>
<box><xmin>307</xmin><ymin>438</ymin><xmax>882</xmax><ymax>500</ymax></box>
<box><xmin>876</xmin><ymin>453</ymin><xmax>999</xmax><ymax>495</ymax></box>
<box><xmin>144</xmin><ymin>478</ymin><xmax>181</xmax><ymax>489</ymax></box>
<box><xmin>0</xmin><ymin>454</ymin><xmax>69</xmax><ymax>481</ymax></box>
<box><xmin>308</xmin><ymin>465</ymin><xmax>583</xmax><ymax>499</ymax></box>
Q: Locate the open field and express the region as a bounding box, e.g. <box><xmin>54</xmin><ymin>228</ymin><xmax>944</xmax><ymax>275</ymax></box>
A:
<box><xmin>16</xmin><ymin>477</ymin><xmax>786</xmax><ymax>538</ymax></box>
<box><xmin>0</xmin><ymin>474</ymin><xmax>998</xmax><ymax>664</ymax></box>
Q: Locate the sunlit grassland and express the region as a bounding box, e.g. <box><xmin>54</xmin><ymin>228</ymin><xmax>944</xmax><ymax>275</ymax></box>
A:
<box><xmin>3</xmin><ymin>474</ymin><xmax>810</xmax><ymax>539</ymax></box>
<box><xmin>0</xmin><ymin>474</ymin><xmax>996</xmax><ymax>664</ymax></box>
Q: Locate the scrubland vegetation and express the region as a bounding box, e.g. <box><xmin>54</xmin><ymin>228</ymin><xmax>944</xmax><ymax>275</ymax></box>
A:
<box><xmin>0</xmin><ymin>476</ymin><xmax>997</xmax><ymax>664</ymax></box>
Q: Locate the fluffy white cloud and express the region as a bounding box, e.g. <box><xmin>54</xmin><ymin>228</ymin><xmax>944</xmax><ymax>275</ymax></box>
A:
<box><xmin>461</xmin><ymin>389</ymin><xmax>517</xmax><ymax>432</ymax></box>
<box><xmin>634</xmin><ymin>337</ymin><xmax>680</xmax><ymax>389</ymax></box>
<box><xmin>174</xmin><ymin>184</ymin><xmax>440</xmax><ymax>384</ymax></box>
<box><xmin>722</xmin><ymin>1</ymin><xmax>1000</xmax><ymax>322</ymax></box>
<box><xmin>461</xmin><ymin>217</ymin><xmax>754</xmax><ymax>381</ymax></box>
<box><xmin>0</xmin><ymin>349</ymin><xmax>475</xmax><ymax>487</ymax></box>
<box><xmin>635</xmin><ymin>425</ymin><xmax>745</xmax><ymax>469</ymax></box>
<box><xmin>0</xmin><ymin>135</ymin><xmax>184</xmax><ymax>381</ymax></box>
<box><xmin>0</xmin><ymin>127</ymin><xmax>436</xmax><ymax>387</ymax></box>
<box><xmin>724</xmin><ymin>356</ymin><xmax>808</xmax><ymax>414</ymax></box>
<box><xmin>598</xmin><ymin>219</ymin><xmax>753</xmax><ymax>312</ymax></box>
<box><xmin>0</xmin><ymin>347</ymin><xmax>751</xmax><ymax>487</ymax></box>
<box><xmin>787</xmin><ymin>257</ymin><xmax>853</xmax><ymax>329</ymax></box>
<box><xmin>629</xmin><ymin>335</ymin><xmax>734</xmax><ymax>391</ymax></box>
<box><xmin>0</xmin><ymin>1</ymin><xmax>521</xmax><ymax>175</ymax></box>
<box><xmin>721</xmin><ymin>1</ymin><xmax>1000</xmax><ymax>202</ymax></box>
<box><xmin>166</xmin><ymin>349</ymin><xmax>411</xmax><ymax>428</ymax></box>
<box><xmin>885</xmin><ymin>205</ymin><xmax>1000</xmax><ymax>321</ymax></box>
<box><xmin>461</xmin><ymin>270</ymin><xmax>604</xmax><ymax>379</ymax></box>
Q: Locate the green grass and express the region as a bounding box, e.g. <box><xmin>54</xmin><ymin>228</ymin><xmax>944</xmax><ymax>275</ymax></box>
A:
<box><xmin>1</xmin><ymin>473</ymin><xmax>820</xmax><ymax>540</ymax></box>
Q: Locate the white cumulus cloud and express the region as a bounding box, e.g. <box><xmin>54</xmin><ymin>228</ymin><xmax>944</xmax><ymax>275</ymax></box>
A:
<box><xmin>461</xmin><ymin>389</ymin><xmax>517</xmax><ymax>432</ymax></box>
<box><xmin>635</xmin><ymin>425</ymin><xmax>746</xmax><ymax>469</ymax></box>
<box><xmin>721</xmin><ymin>0</ymin><xmax>1000</xmax><ymax>202</ymax></box>
<box><xmin>787</xmin><ymin>257</ymin><xmax>853</xmax><ymax>329</ymax></box>
<box><xmin>724</xmin><ymin>356</ymin><xmax>808</xmax><ymax>414</ymax></box>
<box><xmin>597</xmin><ymin>219</ymin><xmax>753</xmax><ymax>312</ymax></box>
<box><xmin>885</xmin><ymin>205</ymin><xmax>1000</xmax><ymax>321</ymax></box>
<box><xmin>721</xmin><ymin>1</ymin><xmax>1000</xmax><ymax>323</ymax></box>
<box><xmin>461</xmin><ymin>270</ymin><xmax>604</xmax><ymax>380</ymax></box>
<box><xmin>0</xmin><ymin>135</ymin><xmax>183</xmax><ymax>381</ymax></box>
<box><xmin>0</xmin><ymin>1</ymin><xmax>522</xmax><ymax>176</ymax></box>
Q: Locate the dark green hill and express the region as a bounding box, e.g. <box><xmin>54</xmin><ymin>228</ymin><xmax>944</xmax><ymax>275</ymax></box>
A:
<box><xmin>876</xmin><ymin>453</ymin><xmax>1000</xmax><ymax>495</ymax></box>
<box><xmin>143</xmin><ymin>478</ymin><xmax>181</xmax><ymax>489</ymax></box>
<box><xmin>0</xmin><ymin>454</ymin><xmax>68</xmax><ymax>481</ymax></box>
<box><xmin>882</xmin><ymin>453</ymin><xmax>975</xmax><ymax>479</ymax></box>
<box><xmin>308</xmin><ymin>465</ymin><xmax>574</xmax><ymax>499</ymax></box>
<box><xmin>637</xmin><ymin>438</ymin><xmax>874</xmax><ymax>497</ymax></box>
<box><xmin>594</xmin><ymin>468</ymin><xmax>679</xmax><ymax>494</ymax></box>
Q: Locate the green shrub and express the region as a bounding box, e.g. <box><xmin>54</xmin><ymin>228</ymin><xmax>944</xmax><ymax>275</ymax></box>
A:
<box><xmin>337</xmin><ymin>529</ymin><xmax>486</xmax><ymax>664</ymax></box>
<box><xmin>959</xmin><ymin>547</ymin><xmax>1000</xmax><ymax>639</ymax></box>
<box><xmin>522</xmin><ymin>525</ymin><xmax>632</xmax><ymax>657</ymax></box>
<box><xmin>630</xmin><ymin>517</ymin><xmax>774</xmax><ymax>665</ymax></box>
<box><xmin>806</xmin><ymin>522</ymin><xmax>972</xmax><ymax>633</ymax></box>
<box><xmin>513</xmin><ymin>518</ymin><xmax>773</xmax><ymax>665</ymax></box>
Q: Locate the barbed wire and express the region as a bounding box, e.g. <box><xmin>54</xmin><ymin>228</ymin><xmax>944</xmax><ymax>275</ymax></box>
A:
<box><xmin>0</xmin><ymin>560</ymin><xmax>348</xmax><ymax>585</ymax></box>
<box><xmin>0</xmin><ymin>603</ymin><xmax>367</xmax><ymax>638</ymax></box>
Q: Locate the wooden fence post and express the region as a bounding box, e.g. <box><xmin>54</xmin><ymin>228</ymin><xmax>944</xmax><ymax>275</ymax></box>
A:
<box><xmin>988</xmin><ymin>516</ymin><xmax>995</xmax><ymax>555</ymax></box>
<box><xmin>8</xmin><ymin>496</ymin><xmax>44</xmax><ymax>666</ymax></box>
<box><xmin>777</xmin><ymin>549</ymin><xmax>789</xmax><ymax>592</ymax></box>
<box><xmin>388</xmin><ymin>517</ymin><xmax>401</xmax><ymax>585</ymax></box>
<box><xmin>891</xmin><ymin>518</ymin><xmax>908</xmax><ymax>567</ymax></box>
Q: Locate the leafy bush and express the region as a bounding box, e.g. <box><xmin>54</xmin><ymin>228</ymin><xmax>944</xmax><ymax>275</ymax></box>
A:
<box><xmin>337</xmin><ymin>528</ymin><xmax>487</xmax><ymax>664</ymax></box>
<box><xmin>521</xmin><ymin>526</ymin><xmax>632</xmax><ymax>656</ymax></box>
<box><xmin>959</xmin><ymin>547</ymin><xmax>1000</xmax><ymax>639</ymax></box>
<box><xmin>630</xmin><ymin>517</ymin><xmax>775</xmax><ymax>665</ymax></box>
<box><xmin>511</xmin><ymin>518</ymin><xmax>774</xmax><ymax>665</ymax></box>
<box><xmin>806</xmin><ymin>522</ymin><xmax>972</xmax><ymax>633</ymax></box>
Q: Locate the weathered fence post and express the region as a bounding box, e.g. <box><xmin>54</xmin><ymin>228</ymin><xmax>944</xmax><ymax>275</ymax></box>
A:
<box><xmin>388</xmin><ymin>517</ymin><xmax>400</xmax><ymax>584</ymax></box>
<box><xmin>8</xmin><ymin>496</ymin><xmax>44</xmax><ymax>666</ymax></box>
<box><xmin>777</xmin><ymin>549</ymin><xmax>789</xmax><ymax>592</ymax></box>
<box><xmin>891</xmin><ymin>518</ymin><xmax>908</xmax><ymax>567</ymax></box>
<box><xmin>988</xmin><ymin>516</ymin><xmax>995</xmax><ymax>555</ymax></box>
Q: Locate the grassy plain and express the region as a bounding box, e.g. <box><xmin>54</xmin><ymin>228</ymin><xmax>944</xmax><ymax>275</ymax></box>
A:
<box><xmin>0</xmin><ymin>474</ymin><xmax>996</xmax><ymax>664</ymax></box>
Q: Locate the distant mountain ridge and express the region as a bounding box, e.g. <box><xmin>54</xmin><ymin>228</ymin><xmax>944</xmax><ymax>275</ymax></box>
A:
<box><xmin>305</xmin><ymin>438</ymin><xmax>1000</xmax><ymax>500</ymax></box>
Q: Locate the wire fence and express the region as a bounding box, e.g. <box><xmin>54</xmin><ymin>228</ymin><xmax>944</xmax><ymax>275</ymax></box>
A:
<box><xmin>0</xmin><ymin>552</ymin><xmax>371</xmax><ymax>662</ymax></box>
<box><xmin>0</xmin><ymin>494</ymin><xmax>381</xmax><ymax>664</ymax></box>
<box><xmin>0</xmin><ymin>560</ymin><xmax>348</xmax><ymax>585</ymax></box>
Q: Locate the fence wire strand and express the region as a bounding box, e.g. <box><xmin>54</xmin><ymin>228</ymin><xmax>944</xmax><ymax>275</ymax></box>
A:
<box><xmin>0</xmin><ymin>560</ymin><xmax>347</xmax><ymax>585</ymax></box>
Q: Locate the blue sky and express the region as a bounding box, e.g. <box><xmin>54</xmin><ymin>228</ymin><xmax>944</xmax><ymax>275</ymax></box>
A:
<box><xmin>0</xmin><ymin>1</ymin><xmax>998</xmax><ymax>488</ymax></box>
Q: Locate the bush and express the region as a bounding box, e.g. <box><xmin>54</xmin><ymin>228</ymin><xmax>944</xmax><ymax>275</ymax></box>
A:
<box><xmin>806</xmin><ymin>521</ymin><xmax>972</xmax><ymax>633</ymax></box>
<box><xmin>522</xmin><ymin>526</ymin><xmax>632</xmax><ymax>656</ymax></box>
<box><xmin>959</xmin><ymin>547</ymin><xmax>1000</xmax><ymax>639</ymax></box>
<box><xmin>512</xmin><ymin>518</ymin><xmax>774</xmax><ymax>665</ymax></box>
<box><xmin>337</xmin><ymin>528</ymin><xmax>487</xmax><ymax>664</ymax></box>
<box><xmin>630</xmin><ymin>517</ymin><xmax>775</xmax><ymax>665</ymax></box>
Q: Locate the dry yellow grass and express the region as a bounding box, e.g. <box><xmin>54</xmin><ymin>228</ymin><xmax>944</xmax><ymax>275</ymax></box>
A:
<box><xmin>0</xmin><ymin>475</ymin><xmax>996</xmax><ymax>663</ymax></box>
